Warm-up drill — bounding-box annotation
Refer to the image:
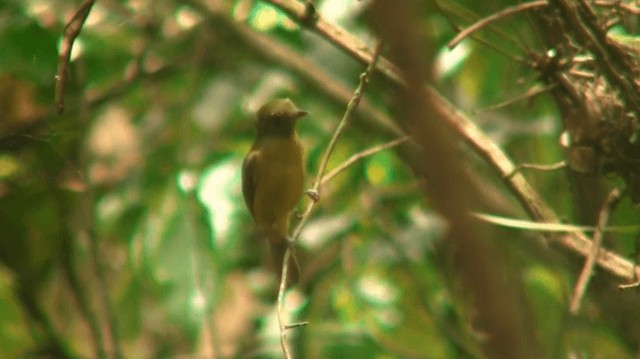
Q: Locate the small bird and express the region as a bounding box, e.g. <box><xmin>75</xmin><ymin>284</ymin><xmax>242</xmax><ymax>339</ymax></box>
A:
<box><xmin>242</xmin><ymin>98</ymin><xmax>307</xmax><ymax>283</ymax></box>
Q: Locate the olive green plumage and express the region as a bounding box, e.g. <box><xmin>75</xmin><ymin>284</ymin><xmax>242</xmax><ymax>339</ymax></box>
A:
<box><xmin>242</xmin><ymin>98</ymin><xmax>307</xmax><ymax>282</ymax></box>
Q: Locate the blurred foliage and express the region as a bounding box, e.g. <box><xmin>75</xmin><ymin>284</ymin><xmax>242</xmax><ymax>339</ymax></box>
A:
<box><xmin>0</xmin><ymin>0</ymin><xmax>639</xmax><ymax>358</ymax></box>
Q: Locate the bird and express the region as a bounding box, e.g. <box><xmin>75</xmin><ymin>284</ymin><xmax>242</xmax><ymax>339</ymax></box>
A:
<box><xmin>242</xmin><ymin>98</ymin><xmax>307</xmax><ymax>284</ymax></box>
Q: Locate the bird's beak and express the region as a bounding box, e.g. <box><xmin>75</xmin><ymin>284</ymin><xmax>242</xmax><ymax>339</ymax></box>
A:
<box><xmin>294</xmin><ymin>110</ymin><xmax>309</xmax><ymax>119</ymax></box>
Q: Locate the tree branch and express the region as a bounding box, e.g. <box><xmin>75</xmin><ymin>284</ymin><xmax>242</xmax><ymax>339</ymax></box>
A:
<box><xmin>55</xmin><ymin>0</ymin><xmax>95</xmax><ymax>115</ymax></box>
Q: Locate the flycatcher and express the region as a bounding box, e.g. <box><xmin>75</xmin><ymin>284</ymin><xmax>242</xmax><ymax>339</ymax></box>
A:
<box><xmin>242</xmin><ymin>98</ymin><xmax>307</xmax><ymax>282</ymax></box>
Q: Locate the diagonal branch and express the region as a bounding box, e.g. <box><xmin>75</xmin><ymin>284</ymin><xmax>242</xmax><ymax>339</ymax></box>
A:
<box><xmin>55</xmin><ymin>0</ymin><xmax>95</xmax><ymax>115</ymax></box>
<box><xmin>320</xmin><ymin>136</ymin><xmax>410</xmax><ymax>186</ymax></box>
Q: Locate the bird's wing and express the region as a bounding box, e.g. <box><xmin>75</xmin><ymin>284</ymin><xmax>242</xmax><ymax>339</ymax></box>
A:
<box><xmin>242</xmin><ymin>150</ymin><xmax>259</xmax><ymax>218</ymax></box>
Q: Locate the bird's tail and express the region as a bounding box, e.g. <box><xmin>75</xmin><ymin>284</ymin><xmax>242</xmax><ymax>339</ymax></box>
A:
<box><xmin>267</xmin><ymin>234</ymin><xmax>299</xmax><ymax>286</ymax></box>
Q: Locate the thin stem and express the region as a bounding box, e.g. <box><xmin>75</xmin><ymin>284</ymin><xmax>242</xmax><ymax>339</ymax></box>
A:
<box><xmin>320</xmin><ymin>136</ymin><xmax>410</xmax><ymax>186</ymax></box>
<box><xmin>311</xmin><ymin>41</ymin><xmax>385</xmax><ymax>191</ymax></box>
<box><xmin>477</xmin><ymin>83</ymin><xmax>557</xmax><ymax>112</ymax></box>
<box><xmin>448</xmin><ymin>1</ymin><xmax>549</xmax><ymax>49</ymax></box>
<box><xmin>285</xmin><ymin>321</ymin><xmax>309</xmax><ymax>330</ymax></box>
<box><xmin>291</xmin><ymin>39</ymin><xmax>385</xmax><ymax>241</ymax></box>
<box><xmin>570</xmin><ymin>188</ymin><xmax>621</xmax><ymax>313</ymax></box>
<box><xmin>276</xmin><ymin>249</ymin><xmax>293</xmax><ymax>359</ymax></box>
<box><xmin>504</xmin><ymin>160</ymin><xmax>566</xmax><ymax>179</ymax></box>
<box><xmin>55</xmin><ymin>0</ymin><xmax>95</xmax><ymax>114</ymax></box>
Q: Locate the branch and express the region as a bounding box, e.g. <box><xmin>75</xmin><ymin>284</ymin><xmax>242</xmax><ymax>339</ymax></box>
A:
<box><xmin>570</xmin><ymin>188</ymin><xmax>621</xmax><ymax>313</ymax></box>
<box><xmin>55</xmin><ymin>0</ymin><xmax>95</xmax><ymax>115</ymax></box>
<box><xmin>504</xmin><ymin>160</ymin><xmax>566</xmax><ymax>179</ymax></box>
<box><xmin>320</xmin><ymin>136</ymin><xmax>410</xmax><ymax>186</ymax></box>
<box><xmin>276</xmin><ymin>248</ymin><xmax>293</xmax><ymax>359</ymax></box>
<box><xmin>290</xmin><ymin>39</ymin><xmax>384</xmax><ymax>243</ymax></box>
<box><xmin>310</xmin><ymin>40</ymin><xmax>385</xmax><ymax>194</ymax></box>
<box><xmin>477</xmin><ymin>83</ymin><xmax>557</xmax><ymax>112</ymax></box>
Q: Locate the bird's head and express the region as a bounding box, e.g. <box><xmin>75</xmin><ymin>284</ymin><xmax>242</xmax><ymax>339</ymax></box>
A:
<box><xmin>255</xmin><ymin>98</ymin><xmax>308</xmax><ymax>137</ymax></box>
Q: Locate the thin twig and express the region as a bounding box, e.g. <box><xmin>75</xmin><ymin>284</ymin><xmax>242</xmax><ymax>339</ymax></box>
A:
<box><xmin>434</xmin><ymin>0</ymin><xmax>530</xmax><ymax>57</ymax></box>
<box><xmin>290</xmin><ymin>39</ymin><xmax>385</xmax><ymax>242</ymax></box>
<box><xmin>477</xmin><ymin>83</ymin><xmax>557</xmax><ymax>112</ymax></box>
<box><xmin>504</xmin><ymin>160</ymin><xmax>566</xmax><ymax>179</ymax></box>
<box><xmin>570</xmin><ymin>188</ymin><xmax>621</xmax><ymax>314</ymax></box>
<box><xmin>514</xmin><ymin>161</ymin><xmax>566</xmax><ymax>172</ymax></box>
<box><xmin>55</xmin><ymin>0</ymin><xmax>95</xmax><ymax>114</ymax></box>
<box><xmin>619</xmin><ymin>282</ymin><xmax>640</xmax><ymax>290</ymax></box>
<box><xmin>285</xmin><ymin>321</ymin><xmax>309</xmax><ymax>330</ymax></box>
<box><xmin>276</xmin><ymin>38</ymin><xmax>385</xmax><ymax>359</ymax></box>
<box><xmin>276</xmin><ymin>249</ymin><xmax>293</xmax><ymax>359</ymax></box>
<box><xmin>320</xmin><ymin>136</ymin><xmax>410</xmax><ymax>186</ymax></box>
<box><xmin>473</xmin><ymin>212</ymin><xmax>638</xmax><ymax>233</ymax></box>
<box><xmin>448</xmin><ymin>1</ymin><xmax>548</xmax><ymax>49</ymax></box>
<box><xmin>311</xmin><ymin>41</ymin><xmax>385</xmax><ymax>194</ymax></box>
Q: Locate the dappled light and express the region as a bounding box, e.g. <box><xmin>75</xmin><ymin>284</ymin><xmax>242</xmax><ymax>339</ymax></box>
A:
<box><xmin>1</xmin><ymin>0</ymin><xmax>640</xmax><ymax>358</ymax></box>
